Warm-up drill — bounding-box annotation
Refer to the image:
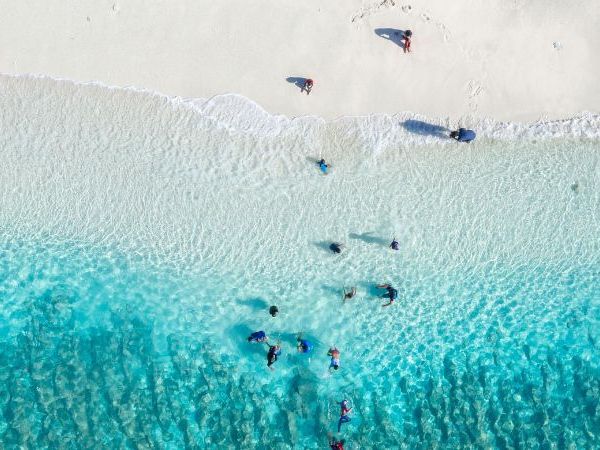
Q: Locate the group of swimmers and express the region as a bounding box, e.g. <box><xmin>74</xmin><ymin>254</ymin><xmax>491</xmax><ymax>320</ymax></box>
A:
<box><xmin>278</xmin><ymin>28</ymin><xmax>476</xmax><ymax>450</ymax></box>
<box><xmin>247</xmin><ymin>330</ymin><xmax>341</xmax><ymax>371</ymax></box>
<box><xmin>243</xmin><ymin>234</ymin><xmax>405</xmax><ymax>447</ymax></box>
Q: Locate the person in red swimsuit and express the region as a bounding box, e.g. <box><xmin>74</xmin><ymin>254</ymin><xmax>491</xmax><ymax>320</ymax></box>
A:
<box><xmin>302</xmin><ymin>79</ymin><xmax>314</xmax><ymax>95</ymax></box>
<box><xmin>329</xmin><ymin>438</ymin><xmax>345</xmax><ymax>450</ymax></box>
<box><xmin>402</xmin><ymin>30</ymin><xmax>412</xmax><ymax>53</ymax></box>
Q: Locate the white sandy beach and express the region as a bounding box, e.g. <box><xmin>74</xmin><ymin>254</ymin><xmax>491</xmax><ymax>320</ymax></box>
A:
<box><xmin>1</xmin><ymin>0</ymin><xmax>599</xmax><ymax>121</ymax></box>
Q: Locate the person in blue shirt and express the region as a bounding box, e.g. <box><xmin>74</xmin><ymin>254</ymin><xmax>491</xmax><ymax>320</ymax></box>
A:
<box><xmin>318</xmin><ymin>158</ymin><xmax>330</xmax><ymax>174</ymax></box>
<box><xmin>450</xmin><ymin>128</ymin><xmax>476</xmax><ymax>143</ymax></box>
<box><xmin>296</xmin><ymin>334</ymin><xmax>313</xmax><ymax>353</ymax></box>
<box><xmin>247</xmin><ymin>331</ymin><xmax>268</xmax><ymax>343</ymax></box>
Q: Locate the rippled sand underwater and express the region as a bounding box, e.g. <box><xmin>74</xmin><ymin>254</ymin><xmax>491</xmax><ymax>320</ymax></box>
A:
<box><xmin>0</xmin><ymin>75</ymin><xmax>599</xmax><ymax>448</ymax></box>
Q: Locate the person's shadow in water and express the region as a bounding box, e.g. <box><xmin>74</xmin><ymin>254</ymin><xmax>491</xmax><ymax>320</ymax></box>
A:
<box><xmin>286</xmin><ymin>77</ymin><xmax>308</xmax><ymax>93</ymax></box>
<box><xmin>402</xmin><ymin>120</ymin><xmax>450</xmax><ymax>139</ymax></box>
<box><xmin>374</xmin><ymin>28</ymin><xmax>406</xmax><ymax>48</ymax></box>
<box><xmin>237</xmin><ymin>297</ymin><xmax>269</xmax><ymax>311</ymax></box>
<box><xmin>349</xmin><ymin>232</ymin><xmax>389</xmax><ymax>246</ymax></box>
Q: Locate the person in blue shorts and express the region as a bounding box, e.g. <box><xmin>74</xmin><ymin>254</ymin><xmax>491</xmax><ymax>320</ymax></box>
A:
<box><xmin>296</xmin><ymin>334</ymin><xmax>313</xmax><ymax>353</ymax></box>
<box><xmin>450</xmin><ymin>128</ymin><xmax>476</xmax><ymax>143</ymax></box>
<box><xmin>337</xmin><ymin>399</ymin><xmax>352</xmax><ymax>432</ymax></box>
<box><xmin>247</xmin><ymin>331</ymin><xmax>268</xmax><ymax>343</ymax></box>
<box><xmin>318</xmin><ymin>158</ymin><xmax>329</xmax><ymax>174</ymax></box>
<box><xmin>328</xmin><ymin>346</ymin><xmax>341</xmax><ymax>371</ymax></box>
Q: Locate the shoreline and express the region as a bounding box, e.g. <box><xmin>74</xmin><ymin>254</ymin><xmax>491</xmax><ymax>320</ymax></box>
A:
<box><xmin>1</xmin><ymin>1</ymin><xmax>598</xmax><ymax>123</ymax></box>
<box><xmin>3</xmin><ymin>73</ymin><xmax>600</xmax><ymax>141</ymax></box>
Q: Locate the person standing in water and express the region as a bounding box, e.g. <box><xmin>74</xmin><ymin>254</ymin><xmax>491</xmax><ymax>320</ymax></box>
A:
<box><xmin>267</xmin><ymin>344</ymin><xmax>281</xmax><ymax>369</ymax></box>
<box><xmin>343</xmin><ymin>287</ymin><xmax>357</xmax><ymax>301</ymax></box>
<box><xmin>318</xmin><ymin>158</ymin><xmax>330</xmax><ymax>174</ymax></box>
<box><xmin>328</xmin><ymin>346</ymin><xmax>341</xmax><ymax>371</ymax></box>
<box><xmin>377</xmin><ymin>283</ymin><xmax>398</xmax><ymax>307</ymax></box>
<box><xmin>390</xmin><ymin>238</ymin><xmax>400</xmax><ymax>250</ymax></box>
<box><xmin>329</xmin><ymin>242</ymin><xmax>343</xmax><ymax>254</ymax></box>
<box><xmin>269</xmin><ymin>305</ymin><xmax>279</xmax><ymax>317</ymax></box>
<box><xmin>337</xmin><ymin>399</ymin><xmax>352</xmax><ymax>432</ymax></box>
<box><xmin>296</xmin><ymin>333</ymin><xmax>314</xmax><ymax>354</ymax></box>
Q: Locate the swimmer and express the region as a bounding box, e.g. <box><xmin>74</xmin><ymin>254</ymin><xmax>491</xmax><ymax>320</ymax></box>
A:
<box><xmin>377</xmin><ymin>283</ymin><xmax>398</xmax><ymax>307</ymax></box>
<box><xmin>329</xmin><ymin>438</ymin><xmax>346</xmax><ymax>450</ymax></box>
<box><xmin>337</xmin><ymin>399</ymin><xmax>352</xmax><ymax>432</ymax></box>
<box><xmin>329</xmin><ymin>242</ymin><xmax>343</xmax><ymax>254</ymax></box>
<box><xmin>267</xmin><ymin>344</ymin><xmax>281</xmax><ymax>369</ymax></box>
<box><xmin>296</xmin><ymin>334</ymin><xmax>313</xmax><ymax>353</ymax></box>
<box><xmin>247</xmin><ymin>330</ymin><xmax>268</xmax><ymax>343</ymax></box>
<box><xmin>269</xmin><ymin>305</ymin><xmax>279</xmax><ymax>317</ymax></box>
<box><xmin>390</xmin><ymin>238</ymin><xmax>400</xmax><ymax>250</ymax></box>
<box><xmin>328</xmin><ymin>346</ymin><xmax>341</xmax><ymax>371</ymax></box>
<box><xmin>343</xmin><ymin>287</ymin><xmax>357</xmax><ymax>301</ymax></box>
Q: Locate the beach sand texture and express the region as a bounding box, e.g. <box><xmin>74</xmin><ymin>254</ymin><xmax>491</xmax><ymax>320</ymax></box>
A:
<box><xmin>1</xmin><ymin>0</ymin><xmax>598</xmax><ymax>121</ymax></box>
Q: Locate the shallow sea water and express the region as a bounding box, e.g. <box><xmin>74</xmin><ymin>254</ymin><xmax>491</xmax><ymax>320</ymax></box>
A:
<box><xmin>0</xmin><ymin>75</ymin><xmax>599</xmax><ymax>448</ymax></box>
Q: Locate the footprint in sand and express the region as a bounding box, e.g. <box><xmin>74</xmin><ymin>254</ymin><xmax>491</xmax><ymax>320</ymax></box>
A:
<box><xmin>466</xmin><ymin>80</ymin><xmax>485</xmax><ymax>111</ymax></box>
<box><xmin>421</xmin><ymin>13</ymin><xmax>431</xmax><ymax>22</ymax></box>
<box><xmin>466</xmin><ymin>80</ymin><xmax>484</xmax><ymax>99</ymax></box>
<box><xmin>402</xmin><ymin>5</ymin><xmax>412</xmax><ymax>13</ymax></box>
<box><xmin>553</xmin><ymin>41</ymin><xmax>562</xmax><ymax>50</ymax></box>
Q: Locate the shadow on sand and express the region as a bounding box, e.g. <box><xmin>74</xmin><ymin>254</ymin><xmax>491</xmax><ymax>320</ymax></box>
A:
<box><xmin>286</xmin><ymin>76</ymin><xmax>308</xmax><ymax>92</ymax></box>
<box><xmin>402</xmin><ymin>120</ymin><xmax>450</xmax><ymax>139</ymax></box>
<box><xmin>374</xmin><ymin>28</ymin><xmax>406</xmax><ymax>48</ymax></box>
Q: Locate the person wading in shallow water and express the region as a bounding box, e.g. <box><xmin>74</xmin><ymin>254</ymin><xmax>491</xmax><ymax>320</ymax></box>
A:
<box><xmin>343</xmin><ymin>287</ymin><xmax>357</xmax><ymax>301</ymax></box>
<box><xmin>377</xmin><ymin>283</ymin><xmax>398</xmax><ymax>307</ymax></box>
<box><xmin>269</xmin><ymin>305</ymin><xmax>279</xmax><ymax>317</ymax></box>
<box><xmin>337</xmin><ymin>399</ymin><xmax>352</xmax><ymax>432</ymax></box>
<box><xmin>267</xmin><ymin>343</ymin><xmax>281</xmax><ymax>369</ymax></box>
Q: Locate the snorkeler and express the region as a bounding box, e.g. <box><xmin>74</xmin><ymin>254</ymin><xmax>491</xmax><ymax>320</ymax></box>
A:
<box><xmin>329</xmin><ymin>242</ymin><xmax>343</xmax><ymax>254</ymax></box>
<box><xmin>247</xmin><ymin>330</ymin><xmax>268</xmax><ymax>343</ymax></box>
<box><xmin>337</xmin><ymin>399</ymin><xmax>352</xmax><ymax>432</ymax></box>
<box><xmin>377</xmin><ymin>283</ymin><xmax>398</xmax><ymax>307</ymax></box>
<box><xmin>390</xmin><ymin>238</ymin><xmax>399</xmax><ymax>250</ymax></box>
<box><xmin>343</xmin><ymin>287</ymin><xmax>357</xmax><ymax>301</ymax></box>
<box><xmin>269</xmin><ymin>305</ymin><xmax>279</xmax><ymax>317</ymax></box>
<box><xmin>328</xmin><ymin>346</ymin><xmax>341</xmax><ymax>371</ymax></box>
<box><xmin>296</xmin><ymin>334</ymin><xmax>314</xmax><ymax>353</ymax></box>
<box><xmin>267</xmin><ymin>344</ymin><xmax>281</xmax><ymax>369</ymax></box>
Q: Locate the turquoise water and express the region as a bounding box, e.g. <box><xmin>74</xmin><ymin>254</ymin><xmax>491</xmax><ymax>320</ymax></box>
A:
<box><xmin>0</xmin><ymin>75</ymin><xmax>599</xmax><ymax>448</ymax></box>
